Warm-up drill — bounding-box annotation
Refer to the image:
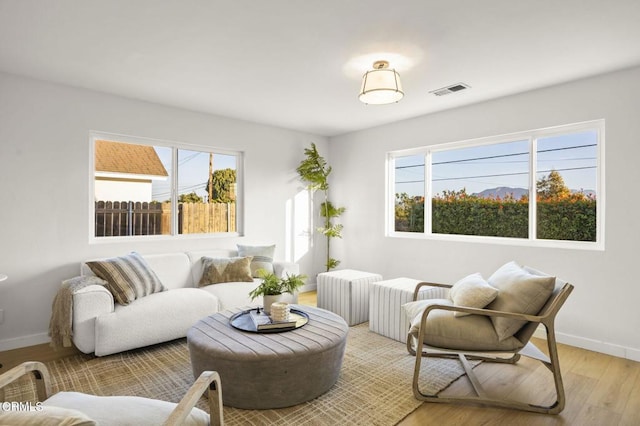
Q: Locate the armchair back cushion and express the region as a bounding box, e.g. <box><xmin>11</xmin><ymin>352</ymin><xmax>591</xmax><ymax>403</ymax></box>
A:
<box><xmin>486</xmin><ymin>261</ymin><xmax>555</xmax><ymax>340</ymax></box>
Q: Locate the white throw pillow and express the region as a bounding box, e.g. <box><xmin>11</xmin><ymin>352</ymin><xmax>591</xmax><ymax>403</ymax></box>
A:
<box><xmin>237</xmin><ymin>244</ymin><xmax>276</xmax><ymax>277</ymax></box>
<box><xmin>449</xmin><ymin>273</ymin><xmax>499</xmax><ymax>317</ymax></box>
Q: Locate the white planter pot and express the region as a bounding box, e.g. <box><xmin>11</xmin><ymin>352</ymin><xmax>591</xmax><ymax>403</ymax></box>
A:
<box><xmin>263</xmin><ymin>294</ymin><xmax>285</xmax><ymax>314</ymax></box>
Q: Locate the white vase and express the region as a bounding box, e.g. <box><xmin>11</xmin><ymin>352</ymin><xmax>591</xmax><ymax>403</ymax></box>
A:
<box><xmin>263</xmin><ymin>294</ymin><xmax>285</xmax><ymax>314</ymax></box>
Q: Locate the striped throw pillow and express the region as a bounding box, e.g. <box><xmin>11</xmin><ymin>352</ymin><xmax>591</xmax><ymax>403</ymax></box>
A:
<box><xmin>86</xmin><ymin>252</ymin><xmax>166</xmax><ymax>305</ymax></box>
<box><xmin>237</xmin><ymin>244</ymin><xmax>275</xmax><ymax>277</ymax></box>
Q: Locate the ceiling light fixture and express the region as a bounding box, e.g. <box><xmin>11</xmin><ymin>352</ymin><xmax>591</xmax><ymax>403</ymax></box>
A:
<box><xmin>358</xmin><ymin>60</ymin><xmax>404</xmax><ymax>105</ymax></box>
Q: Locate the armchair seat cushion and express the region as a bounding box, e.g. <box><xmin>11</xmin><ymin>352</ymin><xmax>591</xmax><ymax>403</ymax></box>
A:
<box><xmin>406</xmin><ymin>299</ymin><xmax>525</xmax><ymax>352</ymax></box>
<box><xmin>44</xmin><ymin>392</ymin><xmax>209</xmax><ymax>426</ymax></box>
<box><xmin>0</xmin><ymin>406</ymin><xmax>96</xmax><ymax>426</ymax></box>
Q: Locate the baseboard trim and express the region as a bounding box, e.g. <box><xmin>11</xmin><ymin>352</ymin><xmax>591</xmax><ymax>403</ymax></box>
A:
<box><xmin>0</xmin><ymin>332</ymin><xmax>50</xmax><ymax>352</ymax></box>
<box><xmin>533</xmin><ymin>326</ymin><xmax>640</xmax><ymax>362</ymax></box>
<box><xmin>300</xmin><ymin>283</ymin><xmax>317</xmax><ymax>293</ymax></box>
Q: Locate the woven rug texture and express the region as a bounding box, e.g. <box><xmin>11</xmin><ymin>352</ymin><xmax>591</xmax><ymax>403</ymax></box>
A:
<box><xmin>5</xmin><ymin>323</ymin><xmax>473</xmax><ymax>426</ymax></box>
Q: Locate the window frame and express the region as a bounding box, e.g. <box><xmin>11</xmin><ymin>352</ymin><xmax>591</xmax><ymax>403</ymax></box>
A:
<box><xmin>386</xmin><ymin>120</ymin><xmax>605</xmax><ymax>250</ymax></box>
<box><xmin>89</xmin><ymin>131</ymin><xmax>244</xmax><ymax>243</ymax></box>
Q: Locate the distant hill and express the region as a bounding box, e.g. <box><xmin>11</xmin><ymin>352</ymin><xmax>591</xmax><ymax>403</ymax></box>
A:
<box><xmin>472</xmin><ymin>187</ymin><xmax>596</xmax><ymax>200</ymax></box>
<box><xmin>473</xmin><ymin>187</ymin><xmax>528</xmax><ymax>200</ymax></box>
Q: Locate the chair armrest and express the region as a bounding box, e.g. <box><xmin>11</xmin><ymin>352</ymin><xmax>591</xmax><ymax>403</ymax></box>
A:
<box><xmin>273</xmin><ymin>261</ymin><xmax>300</xmax><ymax>278</ymax></box>
<box><xmin>0</xmin><ymin>361</ymin><xmax>52</xmax><ymax>402</ymax></box>
<box><xmin>413</xmin><ymin>281</ymin><xmax>452</xmax><ymax>301</ymax></box>
<box><xmin>163</xmin><ymin>371</ymin><xmax>223</xmax><ymax>426</ymax></box>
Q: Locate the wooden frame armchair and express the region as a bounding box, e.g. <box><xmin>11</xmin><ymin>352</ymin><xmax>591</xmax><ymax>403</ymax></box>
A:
<box><xmin>407</xmin><ymin>275</ymin><xmax>573</xmax><ymax>414</ymax></box>
<box><xmin>0</xmin><ymin>361</ymin><xmax>223</xmax><ymax>426</ymax></box>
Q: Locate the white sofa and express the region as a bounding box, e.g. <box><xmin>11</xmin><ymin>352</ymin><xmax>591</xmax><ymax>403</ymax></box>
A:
<box><xmin>73</xmin><ymin>249</ymin><xmax>299</xmax><ymax>356</ymax></box>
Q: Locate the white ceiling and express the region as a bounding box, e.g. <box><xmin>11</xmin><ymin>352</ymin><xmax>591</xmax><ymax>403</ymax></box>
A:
<box><xmin>1</xmin><ymin>1</ymin><xmax>640</xmax><ymax>137</ymax></box>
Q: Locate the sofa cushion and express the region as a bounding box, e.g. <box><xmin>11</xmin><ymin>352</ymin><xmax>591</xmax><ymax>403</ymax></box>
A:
<box><xmin>44</xmin><ymin>392</ymin><xmax>208</xmax><ymax>426</ymax></box>
<box><xmin>200</xmin><ymin>280</ymin><xmax>261</xmax><ymax>311</ymax></box>
<box><xmin>86</xmin><ymin>252</ymin><xmax>166</xmax><ymax>305</ymax></box>
<box><xmin>198</xmin><ymin>256</ymin><xmax>254</xmax><ymax>286</ymax></box>
<box><xmin>94</xmin><ymin>288</ymin><xmax>218</xmax><ymax>356</ymax></box>
<box><xmin>486</xmin><ymin>261</ymin><xmax>556</xmax><ymax>340</ymax></box>
<box><xmin>449</xmin><ymin>273</ymin><xmax>499</xmax><ymax>317</ymax></box>
<box><xmin>237</xmin><ymin>244</ymin><xmax>276</xmax><ymax>277</ymax></box>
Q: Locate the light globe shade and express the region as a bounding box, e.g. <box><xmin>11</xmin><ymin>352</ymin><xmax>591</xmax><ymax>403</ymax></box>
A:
<box><xmin>359</xmin><ymin>66</ymin><xmax>404</xmax><ymax>105</ymax></box>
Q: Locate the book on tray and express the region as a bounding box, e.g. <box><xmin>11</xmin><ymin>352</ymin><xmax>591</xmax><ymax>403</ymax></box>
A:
<box><xmin>249</xmin><ymin>310</ymin><xmax>297</xmax><ymax>330</ymax></box>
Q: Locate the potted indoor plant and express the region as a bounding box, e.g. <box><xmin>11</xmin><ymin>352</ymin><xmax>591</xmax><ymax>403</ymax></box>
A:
<box><xmin>249</xmin><ymin>270</ymin><xmax>307</xmax><ymax>314</ymax></box>
<box><xmin>296</xmin><ymin>143</ymin><xmax>345</xmax><ymax>271</ymax></box>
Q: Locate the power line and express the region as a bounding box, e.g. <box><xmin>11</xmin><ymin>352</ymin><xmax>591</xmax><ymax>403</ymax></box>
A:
<box><xmin>432</xmin><ymin>166</ymin><xmax>596</xmax><ymax>182</ymax></box>
<box><xmin>395</xmin><ymin>143</ymin><xmax>597</xmax><ymax>169</ymax></box>
<box><xmin>434</xmin><ymin>143</ymin><xmax>596</xmax><ymax>165</ymax></box>
<box><xmin>396</xmin><ymin>165</ymin><xmax>596</xmax><ymax>185</ymax></box>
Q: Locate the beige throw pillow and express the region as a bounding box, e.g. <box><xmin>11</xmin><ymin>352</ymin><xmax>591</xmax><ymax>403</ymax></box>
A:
<box><xmin>486</xmin><ymin>261</ymin><xmax>556</xmax><ymax>340</ymax></box>
<box><xmin>86</xmin><ymin>252</ymin><xmax>165</xmax><ymax>305</ymax></box>
<box><xmin>237</xmin><ymin>244</ymin><xmax>275</xmax><ymax>277</ymax></box>
<box><xmin>449</xmin><ymin>273</ymin><xmax>499</xmax><ymax>317</ymax></box>
<box><xmin>199</xmin><ymin>256</ymin><xmax>254</xmax><ymax>286</ymax></box>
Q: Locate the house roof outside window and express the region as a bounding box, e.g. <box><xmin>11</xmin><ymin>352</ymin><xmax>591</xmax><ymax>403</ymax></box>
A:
<box><xmin>95</xmin><ymin>140</ymin><xmax>168</xmax><ymax>178</ymax></box>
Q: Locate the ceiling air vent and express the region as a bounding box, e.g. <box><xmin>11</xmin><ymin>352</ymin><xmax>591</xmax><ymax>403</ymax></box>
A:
<box><xmin>429</xmin><ymin>83</ymin><xmax>470</xmax><ymax>96</ymax></box>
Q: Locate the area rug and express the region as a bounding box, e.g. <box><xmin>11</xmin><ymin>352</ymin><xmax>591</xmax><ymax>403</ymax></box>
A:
<box><xmin>5</xmin><ymin>324</ymin><xmax>475</xmax><ymax>425</ymax></box>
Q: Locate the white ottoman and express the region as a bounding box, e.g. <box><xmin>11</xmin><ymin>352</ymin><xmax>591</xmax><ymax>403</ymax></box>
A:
<box><xmin>317</xmin><ymin>269</ymin><xmax>383</xmax><ymax>326</ymax></box>
<box><xmin>369</xmin><ymin>278</ymin><xmax>449</xmax><ymax>343</ymax></box>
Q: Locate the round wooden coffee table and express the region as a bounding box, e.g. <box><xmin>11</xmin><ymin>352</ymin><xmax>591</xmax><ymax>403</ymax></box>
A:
<box><xmin>187</xmin><ymin>305</ymin><xmax>349</xmax><ymax>409</ymax></box>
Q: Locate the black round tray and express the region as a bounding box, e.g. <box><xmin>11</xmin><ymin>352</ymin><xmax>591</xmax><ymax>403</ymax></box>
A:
<box><xmin>229</xmin><ymin>307</ymin><xmax>309</xmax><ymax>333</ymax></box>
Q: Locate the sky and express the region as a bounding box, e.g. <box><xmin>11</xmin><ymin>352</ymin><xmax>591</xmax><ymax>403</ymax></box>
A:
<box><xmin>152</xmin><ymin>148</ymin><xmax>237</xmax><ymax>202</ymax></box>
<box><xmin>395</xmin><ymin>130</ymin><xmax>598</xmax><ymax>198</ymax></box>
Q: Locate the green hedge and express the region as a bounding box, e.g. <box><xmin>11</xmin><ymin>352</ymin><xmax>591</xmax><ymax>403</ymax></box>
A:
<box><xmin>397</xmin><ymin>198</ymin><xmax>596</xmax><ymax>241</ymax></box>
<box><xmin>537</xmin><ymin>199</ymin><xmax>597</xmax><ymax>241</ymax></box>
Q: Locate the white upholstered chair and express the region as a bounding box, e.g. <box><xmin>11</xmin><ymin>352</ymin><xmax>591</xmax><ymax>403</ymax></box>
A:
<box><xmin>0</xmin><ymin>361</ymin><xmax>223</xmax><ymax>426</ymax></box>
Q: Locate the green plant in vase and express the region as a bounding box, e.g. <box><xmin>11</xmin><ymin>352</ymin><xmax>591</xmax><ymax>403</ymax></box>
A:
<box><xmin>249</xmin><ymin>269</ymin><xmax>307</xmax><ymax>313</ymax></box>
<box><xmin>296</xmin><ymin>143</ymin><xmax>345</xmax><ymax>271</ymax></box>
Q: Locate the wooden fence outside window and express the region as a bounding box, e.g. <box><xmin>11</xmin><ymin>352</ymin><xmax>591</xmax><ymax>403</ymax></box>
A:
<box><xmin>95</xmin><ymin>201</ymin><xmax>236</xmax><ymax>237</ymax></box>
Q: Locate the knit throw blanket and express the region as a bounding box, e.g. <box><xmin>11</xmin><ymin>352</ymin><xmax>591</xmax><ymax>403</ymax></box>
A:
<box><xmin>48</xmin><ymin>275</ymin><xmax>107</xmax><ymax>350</ymax></box>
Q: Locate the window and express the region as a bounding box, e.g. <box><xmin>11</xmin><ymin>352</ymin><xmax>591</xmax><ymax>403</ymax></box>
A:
<box><xmin>91</xmin><ymin>133</ymin><xmax>242</xmax><ymax>239</ymax></box>
<box><xmin>388</xmin><ymin>120</ymin><xmax>603</xmax><ymax>248</ymax></box>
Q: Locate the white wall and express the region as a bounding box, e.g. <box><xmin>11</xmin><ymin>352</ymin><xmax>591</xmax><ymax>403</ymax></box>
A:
<box><xmin>0</xmin><ymin>72</ymin><xmax>328</xmax><ymax>350</ymax></box>
<box><xmin>329</xmin><ymin>66</ymin><xmax>640</xmax><ymax>361</ymax></box>
<box><xmin>94</xmin><ymin>178</ymin><xmax>153</xmax><ymax>202</ymax></box>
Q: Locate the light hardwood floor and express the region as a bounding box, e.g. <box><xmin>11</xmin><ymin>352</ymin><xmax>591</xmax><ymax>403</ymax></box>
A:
<box><xmin>2</xmin><ymin>291</ymin><xmax>639</xmax><ymax>425</ymax></box>
<box><xmin>303</xmin><ymin>291</ymin><xmax>640</xmax><ymax>425</ymax></box>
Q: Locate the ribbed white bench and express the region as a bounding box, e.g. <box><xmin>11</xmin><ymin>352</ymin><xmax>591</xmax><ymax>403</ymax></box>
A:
<box><xmin>317</xmin><ymin>269</ymin><xmax>383</xmax><ymax>326</ymax></box>
<box><xmin>369</xmin><ymin>278</ymin><xmax>449</xmax><ymax>343</ymax></box>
